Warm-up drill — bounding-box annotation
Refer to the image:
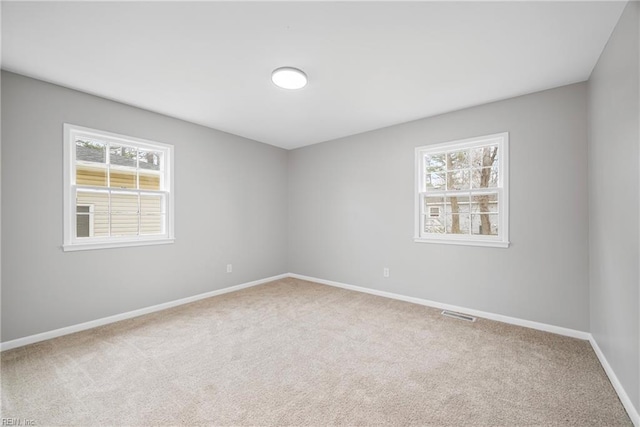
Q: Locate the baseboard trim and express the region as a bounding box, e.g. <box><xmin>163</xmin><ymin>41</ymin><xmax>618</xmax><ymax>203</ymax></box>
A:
<box><xmin>589</xmin><ymin>336</ymin><xmax>640</xmax><ymax>427</ymax></box>
<box><xmin>0</xmin><ymin>273</ymin><xmax>288</xmax><ymax>352</ymax></box>
<box><xmin>3</xmin><ymin>272</ymin><xmax>637</xmax><ymax>426</ymax></box>
<box><xmin>289</xmin><ymin>273</ymin><xmax>640</xmax><ymax>425</ymax></box>
<box><xmin>288</xmin><ymin>273</ymin><xmax>590</xmax><ymax>340</ymax></box>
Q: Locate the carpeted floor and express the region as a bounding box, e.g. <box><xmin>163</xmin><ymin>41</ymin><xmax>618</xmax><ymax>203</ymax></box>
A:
<box><xmin>1</xmin><ymin>277</ymin><xmax>632</xmax><ymax>426</ymax></box>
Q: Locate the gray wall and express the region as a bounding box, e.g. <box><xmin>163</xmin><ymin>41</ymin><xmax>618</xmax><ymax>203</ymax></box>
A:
<box><xmin>1</xmin><ymin>71</ymin><xmax>288</xmax><ymax>342</ymax></box>
<box><xmin>588</xmin><ymin>0</ymin><xmax>640</xmax><ymax>412</ymax></box>
<box><xmin>289</xmin><ymin>83</ymin><xmax>589</xmax><ymax>331</ymax></box>
<box><xmin>2</xmin><ymin>10</ymin><xmax>638</xmax><ymax>413</ymax></box>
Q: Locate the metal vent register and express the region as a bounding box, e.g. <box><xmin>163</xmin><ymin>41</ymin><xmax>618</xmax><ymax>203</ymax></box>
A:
<box><xmin>441</xmin><ymin>310</ymin><xmax>477</xmax><ymax>322</ymax></box>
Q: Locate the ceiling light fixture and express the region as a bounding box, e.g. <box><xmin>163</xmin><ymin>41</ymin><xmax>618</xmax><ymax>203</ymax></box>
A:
<box><xmin>271</xmin><ymin>67</ymin><xmax>308</xmax><ymax>90</ymax></box>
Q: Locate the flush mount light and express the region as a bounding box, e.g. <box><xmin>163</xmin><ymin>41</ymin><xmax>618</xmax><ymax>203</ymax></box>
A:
<box><xmin>271</xmin><ymin>67</ymin><xmax>308</xmax><ymax>90</ymax></box>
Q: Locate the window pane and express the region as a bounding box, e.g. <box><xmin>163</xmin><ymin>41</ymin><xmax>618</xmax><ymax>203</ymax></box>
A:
<box><xmin>425</xmin><ymin>153</ymin><xmax>445</xmax><ymax>172</ymax></box>
<box><xmin>76</xmin><ymin>190</ymin><xmax>108</xmax><ymax>213</ymax></box>
<box><xmin>76</xmin><ymin>212</ymin><xmax>91</xmax><ymax>238</ymax></box>
<box><xmin>447</xmin><ymin>170</ymin><xmax>470</xmax><ymax>190</ymax></box>
<box><xmin>138</xmin><ymin>150</ymin><xmax>163</xmax><ymax>171</ymax></box>
<box><xmin>424</xmin><ymin>196</ymin><xmax>444</xmax><ymax>217</ymax></box>
<box><xmin>472</xmin><ymin>167</ymin><xmax>498</xmax><ymax>188</ymax></box>
<box><xmin>76</xmin><ymin>139</ymin><xmax>106</xmax><ymax>164</ymax></box>
<box><xmin>111</xmin><ymin>213</ymin><xmax>139</xmax><ymax>236</ymax></box>
<box><xmin>141</xmin><ymin>214</ymin><xmax>165</xmax><ymax>235</ymax></box>
<box><xmin>423</xmin><ymin>216</ymin><xmax>445</xmax><ymax>234</ymax></box>
<box><xmin>76</xmin><ymin>164</ymin><xmax>107</xmax><ymax>187</ymax></box>
<box><xmin>111</xmin><ymin>192</ymin><xmax>139</xmax><ymax>236</ymax></box>
<box><xmin>446</xmin><ymin>195</ymin><xmax>470</xmax><ymax>215</ymax></box>
<box><xmin>93</xmin><ymin>213</ymin><xmax>109</xmax><ymax>237</ymax></box>
<box><xmin>139</xmin><ymin>171</ymin><xmax>161</xmax><ymax>190</ymax></box>
<box><xmin>141</xmin><ymin>194</ymin><xmax>164</xmax><ymax>235</ymax></box>
<box><xmin>110</xmin><ymin>145</ymin><xmax>137</xmax><ymax>168</ymax></box>
<box><xmin>140</xmin><ymin>194</ymin><xmax>164</xmax><ymax>215</ymax></box>
<box><xmin>446</xmin><ymin>214</ymin><xmax>470</xmax><ymax>234</ymax></box>
<box><xmin>472</xmin><ymin>214</ymin><xmax>499</xmax><ymax>236</ymax></box>
<box><xmin>426</xmin><ymin>172</ymin><xmax>446</xmax><ymax>190</ymax></box>
<box><xmin>76</xmin><ymin>211</ymin><xmax>108</xmax><ymax>238</ymax></box>
<box><xmin>76</xmin><ymin>190</ymin><xmax>108</xmax><ymax>237</ymax></box>
<box><xmin>110</xmin><ymin>168</ymin><xmax>137</xmax><ymax>189</ymax></box>
<box><xmin>447</xmin><ymin>150</ymin><xmax>469</xmax><ymax>170</ymax></box>
<box><xmin>471</xmin><ymin>194</ymin><xmax>499</xmax><ymax>214</ymax></box>
<box><xmin>445</xmin><ymin>195</ymin><xmax>470</xmax><ymax>234</ymax></box>
<box><xmin>470</xmin><ymin>145</ymin><xmax>499</xmax><ymax>168</ymax></box>
<box><xmin>111</xmin><ymin>192</ymin><xmax>138</xmax><ymax>213</ymax></box>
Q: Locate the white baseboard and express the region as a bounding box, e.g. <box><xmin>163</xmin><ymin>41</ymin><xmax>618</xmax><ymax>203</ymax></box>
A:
<box><xmin>3</xmin><ymin>271</ymin><xmax>637</xmax><ymax>426</ymax></box>
<box><xmin>589</xmin><ymin>336</ymin><xmax>640</xmax><ymax>427</ymax></box>
<box><xmin>289</xmin><ymin>273</ymin><xmax>638</xmax><ymax>426</ymax></box>
<box><xmin>0</xmin><ymin>273</ymin><xmax>288</xmax><ymax>352</ymax></box>
<box><xmin>289</xmin><ymin>273</ymin><xmax>590</xmax><ymax>340</ymax></box>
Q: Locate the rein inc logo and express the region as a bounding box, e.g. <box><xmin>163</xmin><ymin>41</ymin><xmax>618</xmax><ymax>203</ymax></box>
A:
<box><xmin>1</xmin><ymin>419</ymin><xmax>35</xmax><ymax>426</ymax></box>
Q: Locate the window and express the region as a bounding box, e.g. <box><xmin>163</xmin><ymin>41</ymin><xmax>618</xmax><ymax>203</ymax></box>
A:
<box><xmin>414</xmin><ymin>132</ymin><xmax>509</xmax><ymax>248</ymax></box>
<box><xmin>63</xmin><ymin>124</ymin><xmax>174</xmax><ymax>251</ymax></box>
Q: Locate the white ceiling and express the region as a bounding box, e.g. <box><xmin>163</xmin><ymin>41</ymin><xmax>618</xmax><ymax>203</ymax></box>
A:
<box><xmin>1</xmin><ymin>1</ymin><xmax>627</xmax><ymax>149</ymax></box>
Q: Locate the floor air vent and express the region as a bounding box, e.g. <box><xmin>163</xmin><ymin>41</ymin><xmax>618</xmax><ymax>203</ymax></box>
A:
<box><xmin>441</xmin><ymin>310</ymin><xmax>476</xmax><ymax>322</ymax></box>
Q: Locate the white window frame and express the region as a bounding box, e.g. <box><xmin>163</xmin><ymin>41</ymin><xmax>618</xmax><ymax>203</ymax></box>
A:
<box><xmin>63</xmin><ymin>124</ymin><xmax>175</xmax><ymax>251</ymax></box>
<box><xmin>414</xmin><ymin>132</ymin><xmax>509</xmax><ymax>248</ymax></box>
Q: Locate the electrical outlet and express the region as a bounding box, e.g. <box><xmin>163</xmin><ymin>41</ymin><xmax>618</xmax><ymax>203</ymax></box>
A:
<box><xmin>383</xmin><ymin>268</ymin><xmax>389</xmax><ymax>278</ymax></box>
<box><xmin>226</xmin><ymin>264</ymin><xmax>233</xmax><ymax>273</ymax></box>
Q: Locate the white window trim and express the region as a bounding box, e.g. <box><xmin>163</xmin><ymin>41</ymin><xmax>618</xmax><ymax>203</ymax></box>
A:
<box><xmin>414</xmin><ymin>132</ymin><xmax>509</xmax><ymax>248</ymax></box>
<box><xmin>63</xmin><ymin>124</ymin><xmax>175</xmax><ymax>252</ymax></box>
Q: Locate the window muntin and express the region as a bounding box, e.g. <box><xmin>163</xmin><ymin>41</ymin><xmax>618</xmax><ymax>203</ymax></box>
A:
<box><xmin>415</xmin><ymin>133</ymin><xmax>509</xmax><ymax>248</ymax></box>
<box><xmin>64</xmin><ymin>124</ymin><xmax>174</xmax><ymax>251</ymax></box>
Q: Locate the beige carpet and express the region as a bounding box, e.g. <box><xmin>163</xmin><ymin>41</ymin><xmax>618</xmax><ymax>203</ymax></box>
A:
<box><xmin>1</xmin><ymin>277</ymin><xmax>632</xmax><ymax>426</ymax></box>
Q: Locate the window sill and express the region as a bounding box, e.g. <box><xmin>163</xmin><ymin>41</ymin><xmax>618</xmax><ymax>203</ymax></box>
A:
<box><xmin>63</xmin><ymin>238</ymin><xmax>175</xmax><ymax>252</ymax></box>
<box><xmin>413</xmin><ymin>237</ymin><xmax>509</xmax><ymax>248</ymax></box>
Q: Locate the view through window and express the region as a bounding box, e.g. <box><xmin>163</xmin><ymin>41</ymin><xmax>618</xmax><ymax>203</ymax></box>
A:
<box><xmin>414</xmin><ymin>133</ymin><xmax>509</xmax><ymax>248</ymax></box>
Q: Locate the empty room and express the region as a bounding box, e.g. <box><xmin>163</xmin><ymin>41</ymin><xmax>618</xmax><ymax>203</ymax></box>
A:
<box><xmin>1</xmin><ymin>1</ymin><xmax>638</xmax><ymax>426</ymax></box>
